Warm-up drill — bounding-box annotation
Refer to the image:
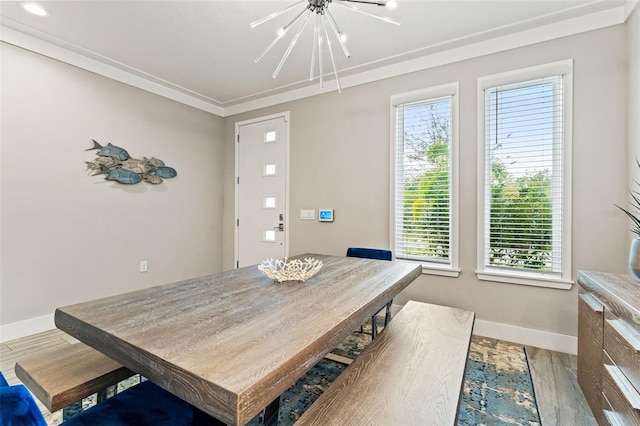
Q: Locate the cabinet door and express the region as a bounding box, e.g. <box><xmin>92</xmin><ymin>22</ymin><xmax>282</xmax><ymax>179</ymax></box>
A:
<box><xmin>578</xmin><ymin>291</ymin><xmax>605</xmax><ymax>425</ymax></box>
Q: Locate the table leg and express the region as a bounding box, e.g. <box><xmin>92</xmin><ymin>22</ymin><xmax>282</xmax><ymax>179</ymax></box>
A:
<box><xmin>259</xmin><ymin>396</ymin><xmax>280</xmax><ymax>426</ymax></box>
<box><xmin>97</xmin><ymin>387</ymin><xmax>108</xmax><ymax>403</ymax></box>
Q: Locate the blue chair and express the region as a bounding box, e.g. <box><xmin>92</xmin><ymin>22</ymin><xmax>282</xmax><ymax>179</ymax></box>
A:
<box><xmin>62</xmin><ymin>380</ymin><xmax>221</xmax><ymax>426</ymax></box>
<box><xmin>0</xmin><ymin>371</ymin><xmax>47</xmax><ymax>426</ymax></box>
<box><xmin>346</xmin><ymin>247</ymin><xmax>393</xmax><ymax>339</ymax></box>
<box><xmin>0</xmin><ymin>370</ymin><xmax>221</xmax><ymax>426</ymax></box>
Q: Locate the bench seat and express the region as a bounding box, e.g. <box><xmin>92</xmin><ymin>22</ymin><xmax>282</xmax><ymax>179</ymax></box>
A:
<box><xmin>7</xmin><ymin>343</ymin><xmax>223</xmax><ymax>426</ymax></box>
<box><xmin>296</xmin><ymin>300</ymin><xmax>475</xmax><ymax>426</ymax></box>
<box><xmin>15</xmin><ymin>342</ymin><xmax>134</xmax><ymax>412</ymax></box>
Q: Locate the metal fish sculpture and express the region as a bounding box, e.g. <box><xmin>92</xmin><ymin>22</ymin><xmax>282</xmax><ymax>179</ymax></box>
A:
<box><xmin>86</xmin><ymin>139</ymin><xmax>129</xmax><ymax>161</ymax></box>
<box><xmin>120</xmin><ymin>158</ymin><xmax>152</xmax><ymax>174</ymax></box>
<box><xmin>100</xmin><ymin>165</ymin><xmax>142</xmax><ymax>185</ymax></box>
<box><xmin>85</xmin><ymin>156</ymin><xmax>117</xmax><ymax>172</ymax></box>
<box><xmin>150</xmin><ymin>166</ymin><xmax>177</xmax><ymax>179</ymax></box>
<box><xmin>143</xmin><ymin>174</ymin><xmax>163</xmax><ymax>184</ymax></box>
<box><xmin>143</xmin><ymin>157</ymin><xmax>165</xmax><ymax>168</ymax></box>
<box><xmin>86</xmin><ymin>140</ymin><xmax>176</xmax><ymax>185</ymax></box>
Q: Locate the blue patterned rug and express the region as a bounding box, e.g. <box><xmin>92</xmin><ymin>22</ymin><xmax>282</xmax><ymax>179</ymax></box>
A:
<box><xmin>58</xmin><ymin>322</ymin><xmax>540</xmax><ymax>426</ymax></box>
<box><xmin>458</xmin><ymin>336</ymin><xmax>540</xmax><ymax>425</ymax></box>
<box><xmin>271</xmin><ymin>324</ymin><xmax>541</xmax><ymax>426</ymax></box>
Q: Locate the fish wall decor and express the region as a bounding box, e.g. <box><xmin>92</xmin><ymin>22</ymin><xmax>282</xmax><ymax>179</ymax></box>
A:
<box><xmin>86</xmin><ymin>139</ymin><xmax>177</xmax><ymax>185</ymax></box>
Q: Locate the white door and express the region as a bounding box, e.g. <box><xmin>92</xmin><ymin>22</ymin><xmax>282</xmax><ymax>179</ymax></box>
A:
<box><xmin>235</xmin><ymin>113</ymin><xmax>289</xmax><ymax>268</ymax></box>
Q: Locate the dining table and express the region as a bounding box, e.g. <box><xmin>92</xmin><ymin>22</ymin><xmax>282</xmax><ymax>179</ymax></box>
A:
<box><xmin>54</xmin><ymin>253</ymin><xmax>422</xmax><ymax>425</ymax></box>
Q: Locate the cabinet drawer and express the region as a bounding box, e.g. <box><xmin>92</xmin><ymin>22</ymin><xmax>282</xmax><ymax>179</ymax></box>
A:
<box><xmin>604</xmin><ymin>313</ymin><xmax>640</xmax><ymax>393</ymax></box>
<box><xmin>604</xmin><ymin>391</ymin><xmax>628</xmax><ymax>426</ymax></box>
<box><xmin>602</xmin><ymin>363</ymin><xmax>640</xmax><ymax>425</ymax></box>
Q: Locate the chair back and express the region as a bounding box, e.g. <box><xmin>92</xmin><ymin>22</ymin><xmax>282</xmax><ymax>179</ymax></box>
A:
<box><xmin>346</xmin><ymin>247</ymin><xmax>392</xmax><ymax>261</ymax></box>
<box><xmin>0</xmin><ymin>372</ymin><xmax>48</xmax><ymax>426</ymax></box>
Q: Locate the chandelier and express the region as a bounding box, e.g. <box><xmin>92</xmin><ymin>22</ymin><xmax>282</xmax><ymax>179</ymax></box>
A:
<box><xmin>251</xmin><ymin>0</ymin><xmax>399</xmax><ymax>93</ymax></box>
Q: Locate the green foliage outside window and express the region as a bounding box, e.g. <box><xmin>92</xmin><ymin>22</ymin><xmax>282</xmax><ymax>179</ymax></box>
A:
<box><xmin>401</xmin><ymin>140</ymin><xmax>450</xmax><ymax>260</ymax></box>
<box><xmin>489</xmin><ymin>160</ymin><xmax>552</xmax><ymax>270</ymax></box>
<box><xmin>399</xmin><ymin>102</ymin><xmax>451</xmax><ymax>262</ymax></box>
<box><xmin>399</xmin><ymin>104</ymin><xmax>553</xmax><ymax>269</ymax></box>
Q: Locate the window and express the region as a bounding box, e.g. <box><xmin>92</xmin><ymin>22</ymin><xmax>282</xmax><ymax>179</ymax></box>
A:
<box><xmin>391</xmin><ymin>83</ymin><xmax>459</xmax><ymax>276</ymax></box>
<box><xmin>477</xmin><ymin>61</ymin><xmax>573</xmax><ymax>289</ymax></box>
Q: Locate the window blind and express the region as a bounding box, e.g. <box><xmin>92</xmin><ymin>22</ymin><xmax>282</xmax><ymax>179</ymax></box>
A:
<box><xmin>483</xmin><ymin>75</ymin><xmax>564</xmax><ymax>273</ymax></box>
<box><xmin>394</xmin><ymin>96</ymin><xmax>452</xmax><ymax>264</ymax></box>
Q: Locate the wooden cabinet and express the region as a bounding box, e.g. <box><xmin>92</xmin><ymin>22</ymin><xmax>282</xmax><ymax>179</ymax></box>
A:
<box><xmin>578</xmin><ymin>289</ymin><xmax>605</xmax><ymax>425</ymax></box>
<box><xmin>577</xmin><ymin>271</ymin><xmax>640</xmax><ymax>426</ymax></box>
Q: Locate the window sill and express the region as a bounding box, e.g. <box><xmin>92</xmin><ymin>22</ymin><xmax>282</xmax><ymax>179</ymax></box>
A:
<box><xmin>475</xmin><ymin>270</ymin><xmax>573</xmax><ymax>290</ymax></box>
<box><xmin>396</xmin><ymin>259</ymin><xmax>460</xmax><ymax>277</ymax></box>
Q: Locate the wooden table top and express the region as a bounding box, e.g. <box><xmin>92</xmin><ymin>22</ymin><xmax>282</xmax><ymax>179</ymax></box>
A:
<box><xmin>54</xmin><ymin>254</ymin><xmax>422</xmax><ymax>425</ymax></box>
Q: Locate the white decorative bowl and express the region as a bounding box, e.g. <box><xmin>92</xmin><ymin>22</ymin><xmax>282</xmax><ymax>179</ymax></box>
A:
<box><xmin>258</xmin><ymin>257</ymin><xmax>323</xmax><ymax>283</ymax></box>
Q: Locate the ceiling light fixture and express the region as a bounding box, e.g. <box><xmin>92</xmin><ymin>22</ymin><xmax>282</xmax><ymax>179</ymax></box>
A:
<box><xmin>251</xmin><ymin>0</ymin><xmax>399</xmax><ymax>93</ymax></box>
<box><xmin>20</xmin><ymin>2</ymin><xmax>49</xmax><ymax>17</ymax></box>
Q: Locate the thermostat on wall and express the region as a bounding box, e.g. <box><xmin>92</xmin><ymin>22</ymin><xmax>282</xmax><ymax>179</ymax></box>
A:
<box><xmin>319</xmin><ymin>209</ymin><xmax>334</xmax><ymax>222</ymax></box>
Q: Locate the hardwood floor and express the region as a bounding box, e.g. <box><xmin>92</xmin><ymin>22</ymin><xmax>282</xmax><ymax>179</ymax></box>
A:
<box><xmin>1</xmin><ymin>329</ymin><xmax>596</xmax><ymax>425</ymax></box>
<box><xmin>526</xmin><ymin>345</ymin><xmax>597</xmax><ymax>425</ymax></box>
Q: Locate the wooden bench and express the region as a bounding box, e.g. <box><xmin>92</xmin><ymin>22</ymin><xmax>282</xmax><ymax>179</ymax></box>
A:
<box><xmin>11</xmin><ymin>343</ymin><xmax>221</xmax><ymax>425</ymax></box>
<box><xmin>14</xmin><ymin>342</ymin><xmax>134</xmax><ymax>412</ymax></box>
<box><xmin>296</xmin><ymin>300</ymin><xmax>475</xmax><ymax>426</ymax></box>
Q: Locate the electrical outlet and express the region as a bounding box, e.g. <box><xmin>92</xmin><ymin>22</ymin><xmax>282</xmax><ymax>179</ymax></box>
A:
<box><xmin>140</xmin><ymin>260</ymin><xmax>148</xmax><ymax>273</ymax></box>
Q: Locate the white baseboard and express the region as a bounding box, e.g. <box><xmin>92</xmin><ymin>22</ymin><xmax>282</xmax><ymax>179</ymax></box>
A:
<box><xmin>0</xmin><ymin>314</ymin><xmax>55</xmax><ymax>343</ymax></box>
<box><xmin>473</xmin><ymin>319</ymin><xmax>577</xmax><ymax>355</ymax></box>
<box><xmin>392</xmin><ymin>303</ymin><xmax>577</xmax><ymax>355</ymax></box>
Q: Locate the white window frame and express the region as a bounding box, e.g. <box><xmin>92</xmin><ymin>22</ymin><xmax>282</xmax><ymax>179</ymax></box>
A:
<box><xmin>390</xmin><ymin>82</ymin><xmax>460</xmax><ymax>277</ymax></box>
<box><xmin>476</xmin><ymin>60</ymin><xmax>573</xmax><ymax>290</ymax></box>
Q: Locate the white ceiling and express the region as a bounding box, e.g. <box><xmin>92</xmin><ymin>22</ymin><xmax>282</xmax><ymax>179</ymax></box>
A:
<box><xmin>0</xmin><ymin>0</ymin><xmax>633</xmax><ymax>115</ymax></box>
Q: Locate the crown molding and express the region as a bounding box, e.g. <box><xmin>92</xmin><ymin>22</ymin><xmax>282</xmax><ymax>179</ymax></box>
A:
<box><xmin>0</xmin><ymin>21</ymin><xmax>225</xmax><ymax>117</ymax></box>
<box><xmin>225</xmin><ymin>4</ymin><xmax>628</xmax><ymax>116</ymax></box>
<box><xmin>1</xmin><ymin>3</ymin><xmax>631</xmax><ymax>118</ymax></box>
<box><xmin>624</xmin><ymin>0</ymin><xmax>639</xmax><ymax>19</ymax></box>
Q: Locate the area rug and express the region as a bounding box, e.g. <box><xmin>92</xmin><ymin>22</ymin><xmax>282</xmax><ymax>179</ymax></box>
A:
<box><xmin>458</xmin><ymin>336</ymin><xmax>540</xmax><ymax>426</ymax></box>
<box><xmin>269</xmin><ymin>328</ymin><xmax>541</xmax><ymax>426</ymax></box>
<box><xmin>50</xmin><ymin>324</ymin><xmax>540</xmax><ymax>426</ymax></box>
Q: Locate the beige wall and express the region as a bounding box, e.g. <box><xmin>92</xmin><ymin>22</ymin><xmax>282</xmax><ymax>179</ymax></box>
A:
<box><xmin>0</xmin><ymin>43</ymin><xmax>225</xmax><ymax>327</ymax></box>
<box><xmin>224</xmin><ymin>24</ymin><xmax>629</xmax><ymax>337</ymax></box>
<box><xmin>629</xmin><ymin>4</ymin><xmax>640</xmax><ymax>243</ymax></box>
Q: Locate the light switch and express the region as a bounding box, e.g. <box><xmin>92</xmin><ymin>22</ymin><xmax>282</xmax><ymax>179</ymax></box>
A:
<box><xmin>300</xmin><ymin>209</ymin><xmax>315</xmax><ymax>220</ymax></box>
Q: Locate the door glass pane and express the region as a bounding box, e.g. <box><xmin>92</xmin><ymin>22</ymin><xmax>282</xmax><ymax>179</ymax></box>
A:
<box><xmin>264</xmin><ymin>196</ymin><xmax>276</xmax><ymax>209</ymax></box>
<box><xmin>263</xmin><ymin>229</ymin><xmax>276</xmax><ymax>242</ymax></box>
<box><xmin>264</xmin><ymin>130</ymin><xmax>276</xmax><ymax>143</ymax></box>
<box><xmin>264</xmin><ymin>163</ymin><xmax>276</xmax><ymax>176</ymax></box>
